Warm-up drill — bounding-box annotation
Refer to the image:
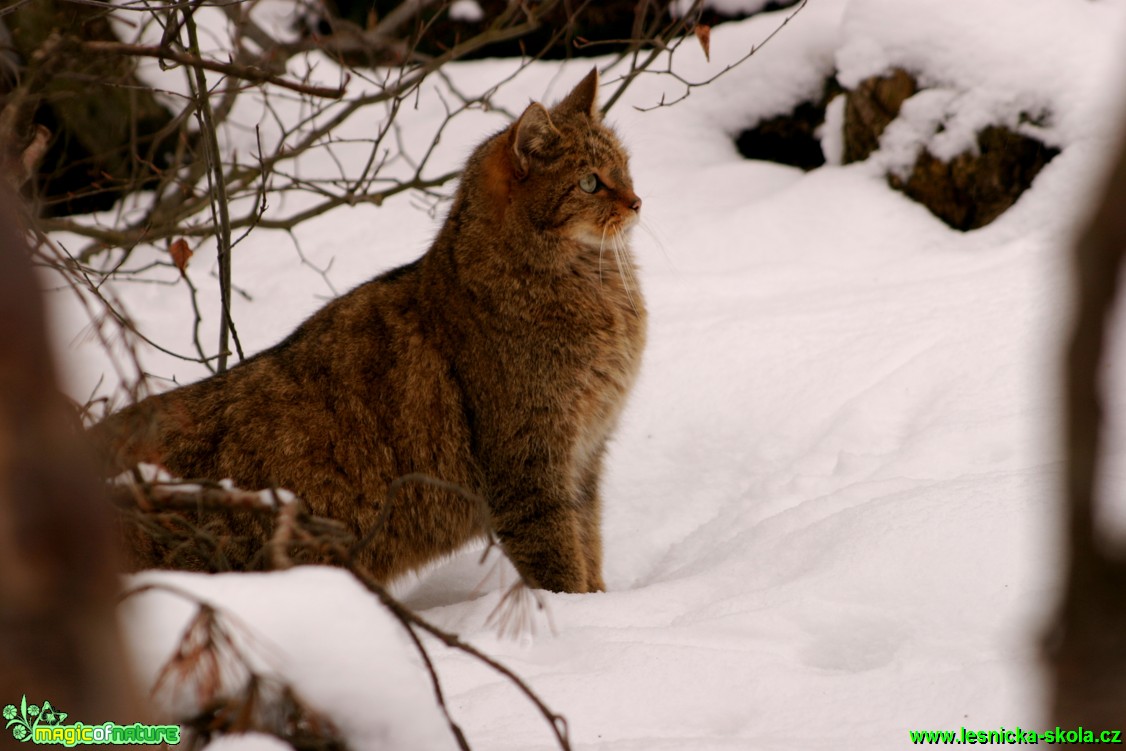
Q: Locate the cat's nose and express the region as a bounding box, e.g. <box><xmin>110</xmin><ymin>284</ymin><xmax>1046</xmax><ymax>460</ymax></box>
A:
<box><xmin>627</xmin><ymin>194</ymin><xmax>642</xmax><ymax>212</ymax></box>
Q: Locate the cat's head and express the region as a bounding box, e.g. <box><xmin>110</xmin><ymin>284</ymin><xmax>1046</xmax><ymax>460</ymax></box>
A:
<box><xmin>485</xmin><ymin>68</ymin><xmax>641</xmax><ymax>249</ymax></box>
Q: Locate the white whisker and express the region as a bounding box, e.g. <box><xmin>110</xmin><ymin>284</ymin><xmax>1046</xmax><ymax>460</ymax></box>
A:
<box><xmin>638</xmin><ymin>218</ymin><xmax>675</xmax><ymax>271</ymax></box>
<box><xmin>598</xmin><ymin>225</ymin><xmax>609</xmax><ymax>287</ymax></box>
<box><xmin>610</xmin><ymin>229</ymin><xmax>640</xmax><ymax>317</ymax></box>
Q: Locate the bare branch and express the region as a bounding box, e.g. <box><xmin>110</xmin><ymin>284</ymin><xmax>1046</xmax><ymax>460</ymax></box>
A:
<box><xmin>79</xmin><ymin>39</ymin><xmax>348</xmax><ymax>99</ymax></box>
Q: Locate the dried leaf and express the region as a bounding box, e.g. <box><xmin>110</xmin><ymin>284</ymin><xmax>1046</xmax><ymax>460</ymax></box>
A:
<box><xmin>695</xmin><ymin>23</ymin><xmax>712</xmax><ymax>62</ymax></box>
<box><xmin>170</xmin><ymin>237</ymin><xmax>192</xmax><ymax>274</ymax></box>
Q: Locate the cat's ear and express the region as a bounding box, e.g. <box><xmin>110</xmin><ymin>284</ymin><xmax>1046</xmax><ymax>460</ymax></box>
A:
<box><xmin>511</xmin><ymin>102</ymin><xmax>560</xmax><ymax>178</ymax></box>
<box><xmin>554</xmin><ymin>67</ymin><xmax>600</xmax><ymax>121</ymax></box>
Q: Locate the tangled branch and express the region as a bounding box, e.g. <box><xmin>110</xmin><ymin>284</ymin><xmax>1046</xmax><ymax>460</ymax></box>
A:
<box><xmin>113</xmin><ymin>476</ymin><xmax>570</xmax><ymax>750</ymax></box>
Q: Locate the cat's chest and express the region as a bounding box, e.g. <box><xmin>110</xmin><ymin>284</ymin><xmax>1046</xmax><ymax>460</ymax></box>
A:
<box><xmin>522</xmin><ymin>280</ymin><xmax>646</xmax><ymax>402</ymax></box>
<box><xmin>536</xmin><ymin>271</ymin><xmax>642</xmax><ymax>349</ymax></box>
<box><xmin>460</xmin><ymin>257</ymin><xmax>646</xmax><ymax>401</ymax></box>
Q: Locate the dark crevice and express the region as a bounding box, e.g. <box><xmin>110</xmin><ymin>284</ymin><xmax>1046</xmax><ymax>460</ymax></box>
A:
<box><xmin>734</xmin><ymin>77</ymin><xmax>842</xmax><ymax>171</ymax></box>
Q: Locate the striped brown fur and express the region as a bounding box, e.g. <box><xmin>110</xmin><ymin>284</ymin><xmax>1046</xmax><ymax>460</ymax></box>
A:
<box><xmin>90</xmin><ymin>69</ymin><xmax>646</xmax><ymax>593</ymax></box>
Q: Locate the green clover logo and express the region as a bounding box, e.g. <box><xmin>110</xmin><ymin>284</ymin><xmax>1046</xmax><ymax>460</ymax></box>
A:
<box><xmin>4</xmin><ymin>695</ymin><xmax>65</xmax><ymax>743</ymax></box>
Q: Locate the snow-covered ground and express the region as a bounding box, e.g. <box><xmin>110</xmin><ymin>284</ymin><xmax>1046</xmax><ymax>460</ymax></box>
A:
<box><xmin>46</xmin><ymin>0</ymin><xmax>1126</xmax><ymax>747</ymax></box>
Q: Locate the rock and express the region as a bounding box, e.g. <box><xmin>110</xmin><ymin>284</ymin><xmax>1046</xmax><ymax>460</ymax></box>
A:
<box><xmin>840</xmin><ymin>68</ymin><xmax>1058</xmax><ymax>231</ymax></box>
<box><xmin>889</xmin><ymin>126</ymin><xmax>1059</xmax><ymax>231</ymax></box>
<box><xmin>842</xmin><ymin>68</ymin><xmax>918</xmax><ymax>164</ymax></box>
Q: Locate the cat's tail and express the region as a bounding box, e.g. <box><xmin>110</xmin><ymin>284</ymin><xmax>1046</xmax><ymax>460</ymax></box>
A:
<box><xmin>87</xmin><ymin>398</ymin><xmax>299</xmax><ymax>573</ymax></box>
<box><xmin>85</xmin><ymin>397</ymin><xmax>178</xmax><ymax>478</ymax></box>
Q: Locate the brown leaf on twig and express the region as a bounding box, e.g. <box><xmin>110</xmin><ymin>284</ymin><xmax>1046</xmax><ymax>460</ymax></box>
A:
<box><xmin>170</xmin><ymin>237</ymin><xmax>193</xmax><ymax>274</ymax></box>
<box><xmin>695</xmin><ymin>24</ymin><xmax>712</xmax><ymax>62</ymax></box>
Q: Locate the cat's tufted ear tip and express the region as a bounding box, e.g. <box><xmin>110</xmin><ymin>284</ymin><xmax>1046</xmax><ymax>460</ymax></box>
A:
<box><xmin>511</xmin><ymin>102</ymin><xmax>560</xmax><ymax>177</ymax></box>
<box><xmin>554</xmin><ymin>67</ymin><xmax>600</xmax><ymax>120</ymax></box>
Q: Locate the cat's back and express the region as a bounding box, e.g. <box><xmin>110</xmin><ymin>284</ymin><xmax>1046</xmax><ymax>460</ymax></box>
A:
<box><xmin>92</xmin><ymin>259</ymin><xmax>470</xmax><ymax>496</ymax></box>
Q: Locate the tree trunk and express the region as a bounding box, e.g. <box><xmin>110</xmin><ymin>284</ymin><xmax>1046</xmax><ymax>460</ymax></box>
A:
<box><xmin>0</xmin><ymin>185</ymin><xmax>140</xmax><ymax>725</ymax></box>
<box><xmin>1047</xmin><ymin>92</ymin><xmax>1126</xmax><ymax>740</ymax></box>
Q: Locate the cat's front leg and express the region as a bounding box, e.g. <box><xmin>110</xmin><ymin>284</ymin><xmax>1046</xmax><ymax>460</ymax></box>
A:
<box><xmin>577</xmin><ymin>503</ymin><xmax>604</xmax><ymax>593</ymax></box>
<box><xmin>489</xmin><ymin>485</ymin><xmax>590</xmax><ymax>593</ymax></box>
<box><xmin>576</xmin><ymin>453</ymin><xmax>606</xmax><ymax>593</ymax></box>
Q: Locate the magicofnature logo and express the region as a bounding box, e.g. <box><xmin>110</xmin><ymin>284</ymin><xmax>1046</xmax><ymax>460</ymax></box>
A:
<box><xmin>4</xmin><ymin>696</ymin><xmax>180</xmax><ymax>746</ymax></box>
<box><xmin>4</xmin><ymin>696</ymin><xmax>66</xmax><ymax>742</ymax></box>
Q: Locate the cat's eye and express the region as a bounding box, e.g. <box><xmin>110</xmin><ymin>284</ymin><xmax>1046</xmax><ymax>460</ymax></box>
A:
<box><xmin>579</xmin><ymin>173</ymin><xmax>600</xmax><ymax>193</ymax></box>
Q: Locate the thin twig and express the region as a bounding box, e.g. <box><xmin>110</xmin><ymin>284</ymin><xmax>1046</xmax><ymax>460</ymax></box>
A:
<box><xmin>80</xmin><ymin>40</ymin><xmax>348</xmax><ymax>99</ymax></box>
<box><xmin>183</xmin><ymin>8</ymin><xmax>243</xmax><ymax>370</ymax></box>
<box><xmin>630</xmin><ymin>0</ymin><xmax>810</xmax><ymax>113</ymax></box>
<box><xmin>337</xmin><ymin>558</ymin><xmax>572</xmax><ymax>751</ymax></box>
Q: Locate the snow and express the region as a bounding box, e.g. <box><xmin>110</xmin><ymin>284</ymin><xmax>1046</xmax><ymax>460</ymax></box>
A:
<box><xmin>449</xmin><ymin>0</ymin><xmax>485</xmax><ymax>23</ymax></box>
<box><xmin>199</xmin><ymin>734</ymin><xmax>292</xmax><ymax>751</ymax></box>
<box><xmin>42</xmin><ymin>0</ymin><xmax>1126</xmax><ymax>747</ymax></box>
<box><xmin>121</xmin><ymin>568</ymin><xmax>453</xmax><ymax>749</ymax></box>
<box><xmin>836</xmin><ymin>0</ymin><xmax>1126</xmax><ymax>173</ymax></box>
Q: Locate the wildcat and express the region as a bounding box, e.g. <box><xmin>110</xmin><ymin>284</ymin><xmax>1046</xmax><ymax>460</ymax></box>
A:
<box><xmin>90</xmin><ymin>68</ymin><xmax>646</xmax><ymax>594</ymax></box>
